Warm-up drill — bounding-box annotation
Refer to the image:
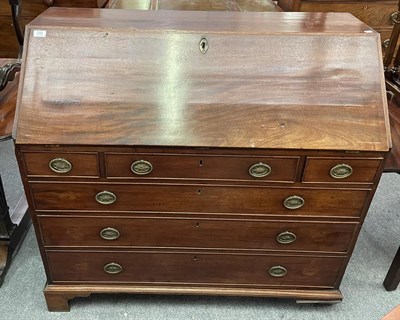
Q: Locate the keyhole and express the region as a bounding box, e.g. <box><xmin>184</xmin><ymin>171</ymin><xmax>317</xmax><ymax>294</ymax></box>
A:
<box><xmin>193</xmin><ymin>256</ymin><xmax>197</xmax><ymax>261</ymax></box>
<box><xmin>199</xmin><ymin>160</ymin><xmax>203</xmax><ymax>166</ymax></box>
<box><xmin>199</xmin><ymin>38</ymin><xmax>208</xmax><ymax>54</ymax></box>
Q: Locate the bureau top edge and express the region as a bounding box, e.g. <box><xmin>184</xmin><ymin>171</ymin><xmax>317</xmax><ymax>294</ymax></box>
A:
<box><xmin>28</xmin><ymin>8</ymin><xmax>374</xmax><ymax>35</ymax></box>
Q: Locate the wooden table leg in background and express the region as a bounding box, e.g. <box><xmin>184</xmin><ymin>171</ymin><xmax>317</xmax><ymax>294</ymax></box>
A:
<box><xmin>384</xmin><ymin>246</ymin><xmax>400</xmax><ymax>291</ymax></box>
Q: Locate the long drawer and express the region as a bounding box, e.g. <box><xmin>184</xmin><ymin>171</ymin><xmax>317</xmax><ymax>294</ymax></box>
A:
<box><xmin>30</xmin><ymin>183</ymin><xmax>370</xmax><ymax>217</ymax></box>
<box><xmin>105</xmin><ymin>153</ymin><xmax>299</xmax><ymax>182</ymax></box>
<box><xmin>47</xmin><ymin>250</ymin><xmax>345</xmax><ymax>288</ymax></box>
<box><xmin>38</xmin><ymin>216</ymin><xmax>358</xmax><ymax>253</ymax></box>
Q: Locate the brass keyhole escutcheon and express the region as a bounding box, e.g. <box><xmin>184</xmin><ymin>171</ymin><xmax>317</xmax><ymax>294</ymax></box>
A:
<box><xmin>199</xmin><ymin>38</ymin><xmax>209</xmax><ymax>54</ymax></box>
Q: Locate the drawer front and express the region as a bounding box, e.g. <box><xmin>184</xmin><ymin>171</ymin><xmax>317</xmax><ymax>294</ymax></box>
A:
<box><xmin>47</xmin><ymin>251</ymin><xmax>344</xmax><ymax>287</ymax></box>
<box><xmin>303</xmin><ymin>157</ymin><xmax>382</xmax><ymax>183</ymax></box>
<box><xmin>23</xmin><ymin>152</ymin><xmax>99</xmax><ymax>177</ymax></box>
<box><xmin>105</xmin><ymin>154</ymin><xmax>299</xmax><ymax>182</ymax></box>
<box><xmin>38</xmin><ymin>216</ymin><xmax>357</xmax><ymax>253</ymax></box>
<box><xmin>300</xmin><ymin>2</ymin><xmax>398</xmax><ymax>28</ymax></box>
<box><xmin>30</xmin><ymin>183</ymin><xmax>369</xmax><ymax>217</ymax></box>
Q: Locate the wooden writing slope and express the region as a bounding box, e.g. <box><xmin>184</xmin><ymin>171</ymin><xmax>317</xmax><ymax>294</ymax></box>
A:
<box><xmin>14</xmin><ymin>8</ymin><xmax>391</xmax><ymax>311</ymax></box>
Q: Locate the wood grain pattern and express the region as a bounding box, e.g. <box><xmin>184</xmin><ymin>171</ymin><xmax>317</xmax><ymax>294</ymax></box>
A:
<box><xmin>38</xmin><ymin>215</ymin><xmax>357</xmax><ymax>252</ymax></box>
<box><xmin>30</xmin><ymin>182</ymin><xmax>370</xmax><ymax>217</ymax></box>
<box><xmin>43</xmin><ymin>283</ymin><xmax>343</xmax><ymax>312</ymax></box>
<box><xmin>105</xmin><ymin>153</ymin><xmax>299</xmax><ymax>182</ymax></box>
<box><xmin>46</xmin><ymin>250</ymin><xmax>345</xmax><ymax>287</ymax></box>
<box><xmin>22</xmin><ymin>152</ymin><xmax>99</xmax><ymax>177</ymax></box>
<box><xmin>300</xmin><ymin>2</ymin><xmax>398</xmax><ymax>28</ymax></box>
<box><xmin>14</xmin><ymin>9</ymin><xmax>389</xmax><ymax>151</ymax></box>
<box><xmin>109</xmin><ymin>0</ymin><xmax>281</xmax><ymax>11</ymax></box>
<box><xmin>303</xmin><ymin>158</ymin><xmax>382</xmax><ymax>183</ymax></box>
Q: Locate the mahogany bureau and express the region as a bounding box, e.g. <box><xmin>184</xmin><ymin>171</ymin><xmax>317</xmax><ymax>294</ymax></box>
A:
<box><xmin>14</xmin><ymin>8</ymin><xmax>391</xmax><ymax>311</ymax></box>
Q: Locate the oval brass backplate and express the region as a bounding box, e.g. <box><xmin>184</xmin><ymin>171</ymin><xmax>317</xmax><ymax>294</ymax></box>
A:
<box><xmin>100</xmin><ymin>227</ymin><xmax>120</xmax><ymax>240</ymax></box>
<box><xmin>330</xmin><ymin>163</ymin><xmax>353</xmax><ymax>179</ymax></box>
<box><xmin>283</xmin><ymin>195</ymin><xmax>305</xmax><ymax>210</ymax></box>
<box><xmin>131</xmin><ymin>160</ymin><xmax>153</xmax><ymax>175</ymax></box>
<box><xmin>104</xmin><ymin>262</ymin><xmax>122</xmax><ymax>274</ymax></box>
<box><xmin>276</xmin><ymin>231</ymin><xmax>297</xmax><ymax>244</ymax></box>
<box><xmin>49</xmin><ymin>158</ymin><xmax>72</xmax><ymax>174</ymax></box>
<box><xmin>95</xmin><ymin>191</ymin><xmax>117</xmax><ymax>205</ymax></box>
<box><xmin>248</xmin><ymin>163</ymin><xmax>271</xmax><ymax>178</ymax></box>
<box><xmin>268</xmin><ymin>265</ymin><xmax>288</xmax><ymax>277</ymax></box>
<box><xmin>199</xmin><ymin>38</ymin><xmax>209</xmax><ymax>54</ymax></box>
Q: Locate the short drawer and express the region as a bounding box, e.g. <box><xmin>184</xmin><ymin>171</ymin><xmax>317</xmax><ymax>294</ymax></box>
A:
<box><xmin>30</xmin><ymin>183</ymin><xmax>369</xmax><ymax>217</ymax></box>
<box><xmin>300</xmin><ymin>2</ymin><xmax>398</xmax><ymax>28</ymax></box>
<box><xmin>303</xmin><ymin>157</ymin><xmax>382</xmax><ymax>183</ymax></box>
<box><xmin>105</xmin><ymin>154</ymin><xmax>299</xmax><ymax>182</ymax></box>
<box><xmin>38</xmin><ymin>216</ymin><xmax>357</xmax><ymax>253</ymax></box>
<box><xmin>47</xmin><ymin>250</ymin><xmax>345</xmax><ymax>288</ymax></box>
<box><xmin>22</xmin><ymin>152</ymin><xmax>99</xmax><ymax>177</ymax></box>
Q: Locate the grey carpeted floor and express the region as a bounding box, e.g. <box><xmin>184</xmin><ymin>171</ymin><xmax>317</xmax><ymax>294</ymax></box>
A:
<box><xmin>1</xmin><ymin>139</ymin><xmax>399</xmax><ymax>320</ymax></box>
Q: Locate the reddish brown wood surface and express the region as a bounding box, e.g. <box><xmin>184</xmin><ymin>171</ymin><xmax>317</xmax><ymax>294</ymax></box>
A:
<box><xmin>14</xmin><ymin>9</ymin><xmax>390</xmax><ymax>151</ymax></box>
<box><xmin>109</xmin><ymin>0</ymin><xmax>281</xmax><ymax>11</ymax></box>
<box><xmin>38</xmin><ymin>215</ymin><xmax>357</xmax><ymax>253</ymax></box>
<box><xmin>303</xmin><ymin>158</ymin><xmax>383</xmax><ymax>183</ymax></box>
<box><xmin>43</xmin><ymin>284</ymin><xmax>344</xmax><ymax>312</ymax></box>
<box><xmin>23</xmin><ymin>152</ymin><xmax>99</xmax><ymax>177</ymax></box>
<box><xmin>300</xmin><ymin>2</ymin><xmax>398</xmax><ymax>29</ymax></box>
<box><xmin>105</xmin><ymin>154</ymin><xmax>299</xmax><ymax>182</ymax></box>
<box><xmin>30</xmin><ymin>182</ymin><xmax>370</xmax><ymax>217</ymax></box>
<box><xmin>46</xmin><ymin>250</ymin><xmax>345</xmax><ymax>287</ymax></box>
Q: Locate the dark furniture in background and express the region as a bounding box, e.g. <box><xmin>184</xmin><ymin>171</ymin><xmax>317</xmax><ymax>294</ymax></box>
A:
<box><xmin>0</xmin><ymin>0</ymin><xmax>108</xmax><ymax>58</ymax></box>
<box><xmin>0</xmin><ymin>0</ymin><xmax>29</xmax><ymax>286</ymax></box>
<box><xmin>277</xmin><ymin>0</ymin><xmax>399</xmax><ymax>58</ymax></box>
<box><xmin>383</xmin><ymin>4</ymin><xmax>400</xmax><ymax>290</ymax></box>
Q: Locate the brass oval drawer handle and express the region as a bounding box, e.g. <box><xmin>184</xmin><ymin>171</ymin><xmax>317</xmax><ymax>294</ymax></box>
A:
<box><xmin>104</xmin><ymin>262</ymin><xmax>122</xmax><ymax>274</ymax></box>
<box><xmin>95</xmin><ymin>191</ymin><xmax>117</xmax><ymax>205</ymax></box>
<box><xmin>100</xmin><ymin>227</ymin><xmax>120</xmax><ymax>240</ymax></box>
<box><xmin>283</xmin><ymin>195</ymin><xmax>305</xmax><ymax>210</ymax></box>
<box><xmin>248</xmin><ymin>163</ymin><xmax>271</xmax><ymax>178</ymax></box>
<box><xmin>131</xmin><ymin>160</ymin><xmax>153</xmax><ymax>175</ymax></box>
<box><xmin>268</xmin><ymin>265</ymin><xmax>287</xmax><ymax>277</ymax></box>
<box><xmin>390</xmin><ymin>11</ymin><xmax>400</xmax><ymax>25</ymax></box>
<box><xmin>330</xmin><ymin>163</ymin><xmax>353</xmax><ymax>179</ymax></box>
<box><xmin>49</xmin><ymin>158</ymin><xmax>72</xmax><ymax>174</ymax></box>
<box><xmin>276</xmin><ymin>231</ymin><xmax>297</xmax><ymax>244</ymax></box>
